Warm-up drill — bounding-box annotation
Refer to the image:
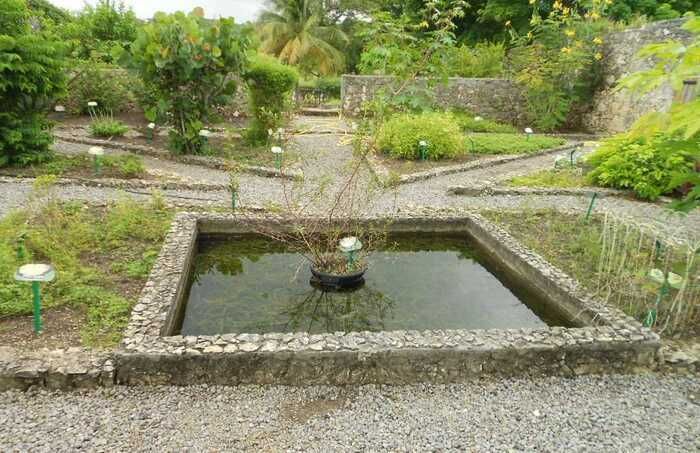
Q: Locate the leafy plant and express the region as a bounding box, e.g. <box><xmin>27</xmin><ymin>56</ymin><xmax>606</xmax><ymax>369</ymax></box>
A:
<box><xmin>375</xmin><ymin>112</ymin><xmax>465</xmax><ymax>160</ymax></box>
<box><xmin>508</xmin><ymin>1</ymin><xmax>610</xmax><ymax>130</ymax></box>
<box><xmin>444</xmin><ymin>42</ymin><xmax>505</xmax><ymax>78</ymax></box>
<box><xmin>587</xmin><ymin>133</ymin><xmax>696</xmax><ymax>200</ymax></box>
<box><xmin>53</xmin><ymin>0</ymin><xmax>140</xmax><ymax>64</ymax></box>
<box><xmin>129</xmin><ymin>8</ymin><xmax>250</xmax><ymax>154</ymax></box>
<box><xmin>0</xmin><ymin>0</ymin><xmax>65</xmax><ymax>167</ymax></box>
<box><xmin>244</xmin><ymin>54</ymin><xmax>299</xmax><ymax>144</ymax></box>
<box><xmin>599</xmin><ymin>15</ymin><xmax>700</xmax><ymax>208</ymax></box>
<box><xmin>90</xmin><ymin>116</ymin><xmax>129</xmax><ymax>137</ymax></box>
<box><xmin>258</xmin><ymin>0</ymin><xmax>349</xmax><ymax>75</ymax></box>
<box><xmin>63</xmin><ymin>61</ymin><xmax>134</xmax><ymax>114</ymax></box>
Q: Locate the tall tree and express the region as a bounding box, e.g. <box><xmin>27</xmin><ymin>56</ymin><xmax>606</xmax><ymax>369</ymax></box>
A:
<box><xmin>258</xmin><ymin>0</ymin><xmax>349</xmax><ymax>75</ymax></box>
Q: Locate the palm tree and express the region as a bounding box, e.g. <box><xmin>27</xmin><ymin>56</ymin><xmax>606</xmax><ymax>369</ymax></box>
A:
<box><xmin>258</xmin><ymin>0</ymin><xmax>349</xmax><ymax>75</ymax></box>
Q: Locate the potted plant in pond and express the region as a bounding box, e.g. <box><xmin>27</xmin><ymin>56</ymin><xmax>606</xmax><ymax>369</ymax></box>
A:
<box><xmin>232</xmin><ymin>150</ymin><xmax>388</xmax><ymax>290</ymax></box>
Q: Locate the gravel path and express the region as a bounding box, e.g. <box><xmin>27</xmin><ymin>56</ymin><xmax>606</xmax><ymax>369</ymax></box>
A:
<box><xmin>0</xmin><ymin>374</ymin><xmax>697</xmax><ymax>451</ymax></box>
<box><xmin>4</xmin><ymin>131</ymin><xmax>700</xmax><ymax>240</ymax></box>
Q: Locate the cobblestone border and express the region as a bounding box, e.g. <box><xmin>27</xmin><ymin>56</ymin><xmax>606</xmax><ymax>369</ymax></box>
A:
<box><xmin>115</xmin><ymin>211</ymin><xmax>660</xmax><ymax>386</ymax></box>
<box><xmin>366</xmin><ymin>143</ymin><xmax>584</xmax><ymax>186</ymax></box>
<box><xmin>54</xmin><ymin>132</ymin><xmax>304</xmax><ymax>181</ymax></box>
<box><xmin>0</xmin><ymin>175</ymin><xmax>228</xmax><ymax>192</ymax></box>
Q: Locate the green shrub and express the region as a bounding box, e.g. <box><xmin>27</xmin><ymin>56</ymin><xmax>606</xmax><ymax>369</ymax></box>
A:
<box><xmin>130</xmin><ymin>8</ymin><xmax>249</xmax><ymax>154</ymax></box>
<box><xmin>63</xmin><ymin>62</ymin><xmax>134</xmax><ymax>114</ymax></box>
<box><xmin>245</xmin><ymin>54</ymin><xmax>299</xmax><ymax>144</ymax></box>
<box><xmin>465</xmin><ymin>133</ymin><xmax>565</xmax><ymax>155</ymax></box>
<box><xmin>315</xmin><ymin>76</ymin><xmax>341</xmax><ymax>99</ymax></box>
<box><xmin>0</xmin><ymin>0</ymin><xmax>65</xmax><ymax>167</ymax></box>
<box><xmin>104</xmin><ymin>154</ymin><xmax>144</xmax><ymax>177</ymax></box>
<box><xmin>587</xmin><ymin>133</ymin><xmax>696</xmax><ymax>200</ymax></box>
<box><xmin>451</xmin><ymin>110</ymin><xmax>517</xmax><ymax>133</ymax></box>
<box><xmin>90</xmin><ymin>117</ymin><xmax>129</xmax><ymax>137</ymax></box>
<box><xmin>445</xmin><ymin>42</ymin><xmax>505</xmax><ymax>78</ymax></box>
<box><xmin>375</xmin><ymin>112</ymin><xmax>465</xmax><ymax>160</ymax></box>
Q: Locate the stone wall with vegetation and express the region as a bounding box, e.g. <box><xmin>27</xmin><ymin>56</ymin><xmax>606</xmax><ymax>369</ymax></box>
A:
<box><xmin>583</xmin><ymin>19</ymin><xmax>692</xmax><ymax>134</ymax></box>
<box><xmin>341</xmin><ymin>75</ymin><xmax>527</xmax><ymax>124</ymax></box>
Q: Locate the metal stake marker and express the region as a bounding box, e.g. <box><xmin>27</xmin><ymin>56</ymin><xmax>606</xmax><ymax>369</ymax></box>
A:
<box><xmin>419</xmin><ymin>140</ymin><xmax>428</xmax><ymax>161</ymax></box>
<box><xmin>584</xmin><ymin>192</ymin><xmax>598</xmax><ymax>223</ymax></box>
<box><xmin>14</xmin><ymin>264</ymin><xmax>56</xmax><ymax>334</ymax></box>
<box><xmin>88</xmin><ymin>146</ymin><xmax>104</xmax><ymax>176</ymax></box>
<box><xmin>272</xmin><ymin>146</ymin><xmax>284</xmax><ymax>170</ymax></box>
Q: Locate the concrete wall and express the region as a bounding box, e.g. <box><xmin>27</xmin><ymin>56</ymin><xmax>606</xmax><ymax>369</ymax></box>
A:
<box><xmin>341</xmin><ymin>75</ymin><xmax>527</xmax><ymax>124</ymax></box>
<box><xmin>581</xmin><ymin>19</ymin><xmax>692</xmax><ymax>133</ymax></box>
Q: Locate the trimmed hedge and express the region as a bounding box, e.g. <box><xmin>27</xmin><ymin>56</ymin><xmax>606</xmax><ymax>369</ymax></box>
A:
<box><xmin>245</xmin><ymin>54</ymin><xmax>299</xmax><ymax>144</ymax></box>
<box><xmin>375</xmin><ymin>112</ymin><xmax>465</xmax><ymax>160</ymax></box>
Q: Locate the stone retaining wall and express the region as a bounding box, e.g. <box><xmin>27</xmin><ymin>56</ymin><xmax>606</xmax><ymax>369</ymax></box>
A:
<box><xmin>341</xmin><ymin>76</ymin><xmax>527</xmax><ymax>124</ymax></box>
<box><xmin>583</xmin><ymin>18</ymin><xmax>693</xmax><ymax>134</ymax></box>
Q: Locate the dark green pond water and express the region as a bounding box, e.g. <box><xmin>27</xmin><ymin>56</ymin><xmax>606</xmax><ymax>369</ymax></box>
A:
<box><xmin>177</xmin><ymin>234</ymin><xmax>569</xmax><ymax>335</ymax></box>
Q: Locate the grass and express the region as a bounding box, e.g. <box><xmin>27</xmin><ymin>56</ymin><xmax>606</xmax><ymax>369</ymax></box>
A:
<box><xmin>483</xmin><ymin>209</ymin><xmax>699</xmax><ymax>338</ymax></box>
<box><xmin>0</xmin><ymin>153</ymin><xmax>147</xmax><ymax>179</ymax></box>
<box><xmin>0</xmin><ymin>190</ymin><xmax>173</xmax><ymax>348</ymax></box>
<box><xmin>220</xmin><ymin>134</ymin><xmax>300</xmax><ymax>168</ymax></box>
<box><xmin>451</xmin><ymin>111</ymin><xmax>518</xmax><ymax>133</ymax></box>
<box><xmin>507</xmin><ymin>168</ymin><xmax>590</xmax><ymax>188</ymax></box>
<box><xmin>465</xmin><ymin>133</ymin><xmax>566</xmax><ymax>155</ymax></box>
<box><xmin>90</xmin><ymin>118</ymin><xmax>129</xmax><ymax>137</ymax></box>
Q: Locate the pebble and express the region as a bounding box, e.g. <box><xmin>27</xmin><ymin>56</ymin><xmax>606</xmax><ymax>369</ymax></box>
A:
<box><xmin>0</xmin><ymin>374</ymin><xmax>697</xmax><ymax>451</ymax></box>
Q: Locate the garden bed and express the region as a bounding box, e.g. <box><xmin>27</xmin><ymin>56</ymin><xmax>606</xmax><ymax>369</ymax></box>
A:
<box><xmin>367</xmin><ymin>142</ymin><xmax>582</xmax><ymax>185</ymax></box>
<box><xmin>0</xmin><ymin>153</ymin><xmax>152</xmax><ymax>181</ymax></box>
<box><xmin>482</xmin><ymin>209</ymin><xmax>699</xmax><ymax>340</ymax></box>
<box><xmin>51</xmin><ymin>113</ymin><xmax>302</xmax><ymax>177</ymax></box>
<box><xmin>0</xmin><ymin>198</ymin><xmax>173</xmax><ymax>351</ymax></box>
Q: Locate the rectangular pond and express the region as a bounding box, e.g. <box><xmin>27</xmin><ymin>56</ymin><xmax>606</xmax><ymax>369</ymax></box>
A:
<box><xmin>176</xmin><ymin>233</ymin><xmax>571</xmax><ymax>336</ymax></box>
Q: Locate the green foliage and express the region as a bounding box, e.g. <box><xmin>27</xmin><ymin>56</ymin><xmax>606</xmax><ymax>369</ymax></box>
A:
<box><xmin>0</xmin><ymin>0</ymin><xmax>65</xmax><ymax>167</ymax></box>
<box><xmin>54</xmin><ymin>0</ymin><xmax>140</xmax><ymax>63</ymax></box>
<box><xmin>485</xmin><ymin>209</ymin><xmax>699</xmax><ymax>337</ymax></box>
<box><xmin>90</xmin><ymin>117</ymin><xmax>129</xmax><ymax>137</ymax></box>
<box><xmin>10</xmin><ymin>153</ymin><xmax>146</xmax><ymax>178</ymax></box>
<box><xmin>587</xmin><ymin>133</ymin><xmax>696</xmax><ymax>200</ymax></box>
<box><xmin>258</xmin><ymin>0</ymin><xmax>350</xmax><ymax>75</ymax></box>
<box><xmin>130</xmin><ymin>8</ymin><xmax>250</xmax><ymax>154</ymax></box>
<box><xmin>375</xmin><ymin>112</ymin><xmax>465</xmax><ymax>160</ymax></box>
<box><xmin>244</xmin><ymin>54</ymin><xmax>299</xmax><ymax>144</ymax></box>
<box><xmin>507</xmin><ymin>167</ymin><xmax>588</xmax><ymax>188</ymax></box>
<box><xmin>63</xmin><ymin>62</ymin><xmax>134</xmax><ymax>114</ymax></box>
<box><xmin>451</xmin><ymin>110</ymin><xmax>517</xmax><ymax>133</ymax></box>
<box><xmin>465</xmin><ymin>132</ymin><xmax>565</xmax><ymax>154</ymax></box>
<box><xmin>509</xmin><ymin>2</ymin><xmax>610</xmax><ymax>130</ymax></box>
<box><xmin>605</xmin><ymin>15</ymin><xmax>700</xmax><ymax>208</ymax></box>
<box><xmin>0</xmin><ymin>197</ymin><xmax>173</xmax><ymax>346</ymax></box>
<box><xmin>444</xmin><ymin>42</ymin><xmax>505</xmax><ymax>78</ymax></box>
<box><xmin>358</xmin><ymin>1</ymin><xmax>468</xmax><ymax>80</ymax></box>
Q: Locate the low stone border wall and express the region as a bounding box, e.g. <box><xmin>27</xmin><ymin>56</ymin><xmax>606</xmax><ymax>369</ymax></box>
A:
<box><xmin>114</xmin><ymin>211</ymin><xmax>661</xmax><ymax>386</ymax></box>
<box><xmin>54</xmin><ymin>132</ymin><xmax>304</xmax><ymax>181</ymax></box>
<box><xmin>366</xmin><ymin>143</ymin><xmax>583</xmax><ymax>185</ymax></box>
<box><xmin>446</xmin><ymin>185</ymin><xmax>676</xmax><ymax>205</ymax></box>
<box><xmin>0</xmin><ymin>347</ymin><xmax>114</xmax><ymax>391</ymax></box>
<box><xmin>0</xmin><ymin>175</ymin><xmax>228</xmax><ymax>192</ymax></box>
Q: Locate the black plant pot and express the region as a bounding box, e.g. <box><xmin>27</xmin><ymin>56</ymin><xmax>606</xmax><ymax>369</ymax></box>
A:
<box><xmin>310</xmin><ymin>265</ymin><xmax>366</xmax><ymax>290</ymax></box>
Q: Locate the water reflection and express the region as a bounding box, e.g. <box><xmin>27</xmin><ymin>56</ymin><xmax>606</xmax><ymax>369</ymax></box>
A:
<box><xmin>178</xmin><ymin>234</ymin><xmax>567</xmax><ymax>335</ymax></box>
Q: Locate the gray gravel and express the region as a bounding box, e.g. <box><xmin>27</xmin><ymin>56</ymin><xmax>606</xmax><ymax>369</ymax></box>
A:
<box><xmin>0</xmin><ymin>374</ymin><xmax>697</xmax><ymax>451</ymax></box>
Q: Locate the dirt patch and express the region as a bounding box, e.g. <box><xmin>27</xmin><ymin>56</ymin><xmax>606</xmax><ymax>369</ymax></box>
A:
<box><xmin>279</xmin><ymin>397</ymin><xmax>349</xmax><ymax>424</ymax></box>
<box><xmin>0</xmin><ymin>306</ymin><xmax>85</xmax><ymax>350</ymax></box>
